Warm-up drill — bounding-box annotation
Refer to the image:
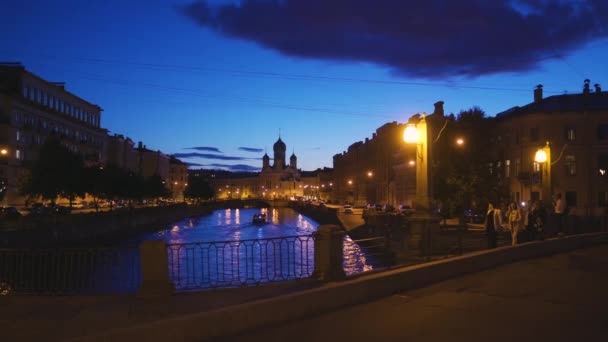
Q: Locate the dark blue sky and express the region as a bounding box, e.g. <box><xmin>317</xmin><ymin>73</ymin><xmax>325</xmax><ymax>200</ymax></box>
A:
<box><xmin>2</xmin><ymin>0</ymin><xmax>607</xmax><ymax>171</ymax></box>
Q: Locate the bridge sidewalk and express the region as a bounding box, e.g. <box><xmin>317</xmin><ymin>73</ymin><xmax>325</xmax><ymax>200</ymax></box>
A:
<box><xmin>0</xmin><ymin>279</ymin><xmax>321</xmax><ymax>342</ymax></box>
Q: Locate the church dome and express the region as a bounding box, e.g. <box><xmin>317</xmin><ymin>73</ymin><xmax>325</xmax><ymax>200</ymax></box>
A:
<box><xmin>273</xmin><ymin>137</ymin><xmax>286</xmax><ymax>152</ymax></box>
<box><xmin>263</xmin><ymin>153</ymin><xmax>270</xmax><ymax>160</ymax></box>
<box><xmin>290</xmin><ymin>153</ymin><xmax>297</xmax><ymax>160</ymax></box>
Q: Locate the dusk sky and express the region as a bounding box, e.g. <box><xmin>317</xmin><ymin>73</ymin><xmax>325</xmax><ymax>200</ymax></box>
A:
<box><xmin>1</xmin><ymin>0</ymin><xmax>607</xmax><ymax>172</ymax></box>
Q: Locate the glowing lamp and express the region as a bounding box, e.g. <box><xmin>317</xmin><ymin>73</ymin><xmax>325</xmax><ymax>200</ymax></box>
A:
<box><xmin>403</xmin><ymin>124</ymin><xmax>419</xmax><ymax>144</ymax></box>
<box><xmin>535</xmin><ymin>149</ymin><xmax>547</xmax><ymax>163</ymax></box>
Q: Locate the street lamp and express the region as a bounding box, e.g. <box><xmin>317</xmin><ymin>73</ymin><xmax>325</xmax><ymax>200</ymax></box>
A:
<box><xmin>0</xmin><ymin>149</ymin><xmax>7</xmax><ymax>155</ymax></box>
<box><xmin>403</xmin><ymin>113</ymin><xmax>430</xmax><ymax>210</ymax></box>
<box><xmin>535</xmin><ymin>141</ymin><xmax>551</xmax><ymax>205</ymax></box>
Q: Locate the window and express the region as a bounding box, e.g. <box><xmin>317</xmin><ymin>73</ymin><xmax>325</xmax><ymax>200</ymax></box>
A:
<box><xmin>597</xmin><ymin>124</ymin><xmax>608</xmax><ymax>140</ymax></box>
<box><xmin>16</xmin><ymin>149</ymin><xmax>22</xmax><ymax>160</ymax></box>
<box><xmin>505</xmin><ymin>160</ymin><xmax>511</xmax><ymax>178</ymax></box>
<box><xmin>598</xmin><ymin>154</ymin><xmax>608</xmax><ymax>176</ymax></box>
<box><xmin>533</xmin><ymin>161</ymin><xmax>540</xmax><ymax>172</ymax></box>
<box><xmin>599</xmin><ymin>192</ymin><xmax>608</xmax><ymax>207</ymax></box>
<box><xmin>531</xmin><ymin>192</ymin><xmax>540</xmax><ymax>202</ymax></box>
<box><xmin>530</xmin><ymin>127</ymin><xmax>539</xmax><ymax>142</ymax></box>
<box><xmin>42</xmin><ymin>92</ymin><xmax>47</xmax><ymax>106</ymax></box>
<box><xmin>16</xmin><ymin>130</ymin><xmax>20</xmax><ymax>142</ymax></box>
<box><xmin>22</xmin><ymin>85</ymin><xmax>29</xmax><ymax>98</ymax></box>
<box><xmin>30</xmin><ymin>87</ymin><xmax>36</xmax><ymax>101</ymax></box>
<box><xmin>515</xmin><ymin>159</ymin><xmax>521</xmax><ymax>176</ymax></box>
<box><xmin>565</xmin><ymin>191</ymin><xmax>577</xmax><ymax>207</ymax></box>
<box><xmin>565</xmin><ymin>127</ymin><xmax>576</xmax><ymax>142</ymax></box>
<box><xmin>564</xmin><ymin>155</ymin><xmax>576</xmax><ymax>176</ymax></box>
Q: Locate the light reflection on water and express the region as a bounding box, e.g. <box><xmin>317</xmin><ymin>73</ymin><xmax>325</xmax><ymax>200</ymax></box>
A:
<box><xmin>131</xmin><ymin>207</ymin><xmax>380</xmax><ymax>281</ymax></box>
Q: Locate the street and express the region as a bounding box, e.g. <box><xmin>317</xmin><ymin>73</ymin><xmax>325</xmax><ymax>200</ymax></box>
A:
<box><xmin>218</xmin><ymin>244</ymin><xmax>608</xmax><ymax>342</ymax></box>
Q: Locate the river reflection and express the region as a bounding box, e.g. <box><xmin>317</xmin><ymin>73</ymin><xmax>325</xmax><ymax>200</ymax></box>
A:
<box><xmin>134</xmin><ymin>208</ymin><xmax>318</xmax><ymax>244</ymax></box>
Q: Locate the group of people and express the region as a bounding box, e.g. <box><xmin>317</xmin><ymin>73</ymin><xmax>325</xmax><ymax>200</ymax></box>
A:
<box><xmin>484</xmin><ymin>196</ymin><xmax>557</xmax><ymax>248</ymax></box>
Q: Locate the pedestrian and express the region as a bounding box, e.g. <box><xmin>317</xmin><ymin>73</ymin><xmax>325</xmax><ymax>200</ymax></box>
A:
<box><xmin>525</xmin><ymin>201</ymin><xmax>536</xmax><ymax>242</ymax></box>
<box><xmin>553</xmin><ymin>193</ymin><xmax>565</xmax><ymax>236</ymax></box>
<box><xmin>484</xmin><ymin>203</ymin><xmax>501</xmax><ymax>249</ymax></box>
<box><xmin>535</xmin><ymin>201</ymin><xmax>547</xmax><ymax>240</ymax></box>
<box><xmin>506</xmin><ymin>202</ymin><xmax>522</xmax><ymax>245</ymax></box>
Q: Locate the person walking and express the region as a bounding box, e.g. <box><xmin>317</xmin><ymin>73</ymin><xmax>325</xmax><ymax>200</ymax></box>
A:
<box><xmin>484</xmin><ymin>203</ymin><xmax>501</xmax><ymax>249</ymax></box>
<box><xmin>535</xmin><ymin>201</ymin><xmax>547</xmax><ymax>240</ymax></box>
<box><xmin>507</xmin><ymin>202</ymin><xmax>522</xmax><ymax>245</ymax></box>
<box><xmin>553</xmin><ymin>193</ymin><xmax>565</xmax><ymax>236</ymax></box>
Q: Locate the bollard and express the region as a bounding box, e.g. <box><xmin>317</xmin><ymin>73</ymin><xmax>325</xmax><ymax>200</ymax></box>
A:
<box><xmin>313</xmin><ymin>225</ymin><xmax>345</xmax><ymax>281</ymax></box>
<box><xmin>137</xmin><ymin>240</ymin><xmax>173</xmax><ymax>298</ymax></box>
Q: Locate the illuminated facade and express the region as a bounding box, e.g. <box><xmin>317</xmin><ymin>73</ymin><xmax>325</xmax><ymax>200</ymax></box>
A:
<box><xmin>0</xmin><ymin>63</ymin><xmax>105</xmax><ymax>205</ymax></box>
<box><xmin>495</xmin><ymin>81</ymin><xmax>608</xmax><ymax>217</ymax></box>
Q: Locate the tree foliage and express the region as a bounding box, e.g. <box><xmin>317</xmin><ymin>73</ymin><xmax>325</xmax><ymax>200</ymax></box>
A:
<box><xmin>21</xmin><ymin>139</ymin><xmax>85</xmax><ymax>205</ymax></box>
<box><xmin>184</xmin><ymin>175</ymin><xmax>214</xmax><ymax>202</ymax></box>
<box><xmin>431</xmin><ymin>107</ymin><xmax>502</xmax><ymax>216</ymax></box>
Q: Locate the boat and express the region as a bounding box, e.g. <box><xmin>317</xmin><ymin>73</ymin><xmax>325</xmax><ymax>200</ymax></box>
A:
<box><xmin>252</xmin><ymin>213</ymin><xmax>267</xmax><ymax>224</ymax></box>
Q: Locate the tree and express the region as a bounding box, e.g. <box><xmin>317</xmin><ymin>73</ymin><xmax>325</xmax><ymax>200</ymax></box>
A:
<box><xmin>184</xmin><ymin>175</ymin><xmax>214</xmax><ymax>202</ymax></box>
<box><xmin>431</xmin><ymin>107</ymin><xmax>500</xmax><ymax>216</ymax></box>
<box><xmin>144</xmin><ymin>174</ymin><xmax>169</xmax><ymax>199</ymax></box>
<box><xmin>21</xmin><ymin>139</ymin><xmax>85</xmax><ymax>206</ymax></box>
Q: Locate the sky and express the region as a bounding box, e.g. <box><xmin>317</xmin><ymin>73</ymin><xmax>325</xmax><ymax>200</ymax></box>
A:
<box><xmin>1</xmin><ymin>0</ymin><xmax>607</xmax><ymax>172</ymax></box>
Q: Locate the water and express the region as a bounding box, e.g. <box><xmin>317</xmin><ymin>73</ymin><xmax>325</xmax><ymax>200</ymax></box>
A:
<box><xmin>131</xmin><ymin>207</ymin><xmax>317</xmax><ymax>244</ymax></box>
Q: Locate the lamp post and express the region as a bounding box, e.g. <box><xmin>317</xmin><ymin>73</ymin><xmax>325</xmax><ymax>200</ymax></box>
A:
<box><xmin>535</xmin><ymin>141</ymin><xmax>552</xmax><ymax>206</ymax></box>
<box><xmin>403</xmin><ymin>113</ymin><xmax>430</xmax><ymax>210</ymax></box>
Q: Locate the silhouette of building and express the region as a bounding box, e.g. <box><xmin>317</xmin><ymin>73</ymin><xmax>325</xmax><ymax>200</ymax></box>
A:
<box><xmin>0</xmin><ymin>63</ymin><xmax>106</xmax><ymax>205</ymax></box>
<box><xmin>495</xmin><ymin>80</ymin><xmax>608</xmax><ymax>217</ymax></box>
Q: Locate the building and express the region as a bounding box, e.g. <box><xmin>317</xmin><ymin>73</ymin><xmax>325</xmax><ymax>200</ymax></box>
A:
<box><xmin>210</xmin><ymin>137</ymin><xmax>327</xmax><ymax>200</ymax></box>
<box><xmin>135</xmin><ymin>142</ymin><xmax>170</xmax><ymax>180</ymax></box>
<box><xmin>0</xmin><ymin>63</ymin><xmax>106</xmax><ymax>205</ymax></box>
<box><xmin>105</xmin><ymin>134</ymin><xmax>138</xmax><ymax>172</ymax></box>
<box><xmin>495</xmin><ymin>80</ymin><xmax>608</xmax><ymax>217</ymax></box>
<box><xmin>332</xmin><ymin>102</ymin><xmax>445</xmax><ymax>207</ymax></box>
<box><xmin>168</xmin><ymin>156</ymin><xmax>188</xmax><ymax>200</ymax></box>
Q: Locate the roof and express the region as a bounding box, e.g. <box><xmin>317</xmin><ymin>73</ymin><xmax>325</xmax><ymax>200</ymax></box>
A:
<box><xmin>496</xmin><ymin>91</ymin><xmax>608</xmax><ymax>120</ymax></box>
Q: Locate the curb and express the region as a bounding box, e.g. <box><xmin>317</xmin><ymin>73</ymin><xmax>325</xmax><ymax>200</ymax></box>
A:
<box><xmin>73</xmin><ymin>232</ymin><xmax>608</xmax><ymax>341</ymax></box>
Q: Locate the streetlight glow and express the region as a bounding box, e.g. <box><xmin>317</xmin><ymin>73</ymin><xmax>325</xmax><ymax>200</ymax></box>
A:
<box><xmin>0</xmin><ymin>149</ymin><xmax>7</xmax><ymax>155</ymax></box>
<box><xmin>535</xmin><ymin>149</ymin><xmax>547</xmax><ymax>163</ymax></box>
<box><xmin>367</xmin><ymin>171</ymin><xmax>373</xmax><ymax>177</ymax></box>
<box><xmin>456</xmin><ymin>138</ymin><xmax>464</xmax><ymax>146</ymax></box>
<box><xmin>403</xmin><ymin>124</ymin><xmax>419</xmax><ymax>143</ymax></box>
<box><xmin>348</xmin><ymin>179</ymin><xmax>353</xmax><ymax>185</ymax></box>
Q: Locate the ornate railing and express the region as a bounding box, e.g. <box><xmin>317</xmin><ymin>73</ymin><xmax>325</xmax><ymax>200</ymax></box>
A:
<box><xmin>0</xmin><ymin>246</ymin><xmax>140</xmax><ymax>295</ymax></box>
<box><xmin>166</xmin><ymin>235</ymin><xmax>315</xmax><ymax>291</ymax></box>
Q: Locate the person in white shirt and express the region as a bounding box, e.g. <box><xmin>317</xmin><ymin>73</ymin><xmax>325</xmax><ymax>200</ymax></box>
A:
<box><xmin>553</xmin><ymin>193</ymin><xmax>565</xmax><ymax>236</ymax></box>
<box><xmin>506</xmin><ymin>202</ymin><xmax>522</xmax><ymax>245</ymax></box>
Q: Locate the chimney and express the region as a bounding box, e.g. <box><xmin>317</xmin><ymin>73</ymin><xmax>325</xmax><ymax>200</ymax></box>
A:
<box><xmin>138</xmin><ymin>141</ymin><xmax>143</xmax><ymax>149</ymax></box>
<box><xmin>534</xmin><ymin>84</ymin><xmax>543</xmax><ymax>102</ymax></box>
<box><xmin>433</xmin><ymin>101</ymin><xmax>444</xmax><ymax>116</ymax></box>
<box><xmin>583</xmin><ymin>79</ymin><xmax>591</xmax><ymax>94</ymax></box>
<box><xmin>595</xmin><ymin>83</ymin><xmax>602</xmax><ymax>94</ymax></box>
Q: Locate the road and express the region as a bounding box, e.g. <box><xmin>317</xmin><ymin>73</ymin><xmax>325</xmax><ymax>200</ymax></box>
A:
<box><xmin>218</xmin><ymin>244</ymin><xmax>608</xmax><ymax>342</ymax></box>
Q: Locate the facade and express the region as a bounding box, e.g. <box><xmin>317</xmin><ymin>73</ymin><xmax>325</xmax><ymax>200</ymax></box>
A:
<box><xmin>135</xmin><ymin>142</ymin><xmax>170</xmax><ymax>180</ymax></box>
<box><xmin>105</xmin><ymin>134</ymin><xmax>138</xmax><ymax>172</ymax></box>
<box><xmin>332</xmin><ymin>102</ymin><xmax>445</xmax><ymax>207</ymax></box>
<box><xmin>168</xmin><ymin>156</ymin><xmax>188</xmax><ymax>200</ymax></box>
<box><xmin>211</xmin><ymin>137</ymin><xmax>329</xmax><ymax>200</ymax></box>
<box><xmin>495</xmin><ymin>81</ymin><xmax>608</xmax><ymax>217</ymax></box>
<box><xmin>0</xmin><ymin>63</ymin><xmax>106</xmax><ymax>205</ymax></box>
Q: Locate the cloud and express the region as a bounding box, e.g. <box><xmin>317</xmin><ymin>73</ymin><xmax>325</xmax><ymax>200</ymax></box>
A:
<box><xmin>208</xmin><ymin>163</ymin><xmax>261</xmax><ymax>172</ymax></box>
<box><xmin>184</xmin><ymin>146</ymin><xmax>222</xmax><ymax>153</ymax></box>
<box><xmin>184</xmin><ymin>161</ymin><xmax>205</xmax><ymax>167</ymax></box>
<box><xmin>180</xmin><ymin>0</ymin><xmax>608</xmax><ymax>78</ymax></box>
<box><xmin>173</xmin><ymin>152</ymin><xmax>260</xmax><ymax>161</ymax></box>
<box><xmin>238</xmin><ymin>147</ymin><xmax>264</xmax><ymax>153</ymax></box>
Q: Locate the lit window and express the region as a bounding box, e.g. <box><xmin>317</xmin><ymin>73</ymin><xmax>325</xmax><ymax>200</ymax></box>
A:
<box><xmin>16</xmin><ymin>149</ymin><xmax>21</xmax><ymax>160</ymax></box>
<box><xmin>16</xmin><ymin>130</ymin><xmax>20</xmax><ymax>142</ymax></box>
<box><xmin>505</xmin><ymin>160</ymin><xmax>511</xmax><ymax>178</ymax></box>
<box><xmin>533</xmin><ymin>161</ymin><xmax>540</xmax><ymax>172</ymax></box>
<box><xmin>565</xmin><ymin>155</ymin><xmax>576</xmax><ymax>176</ymax></box>
<box><xmin>565</xmin><ymin>127</ymin><xmax>576</xmax><ymax>142</ymax></box>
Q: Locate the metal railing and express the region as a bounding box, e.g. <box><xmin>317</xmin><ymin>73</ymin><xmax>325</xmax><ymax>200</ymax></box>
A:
<box><xmin>166</xmin><ymin>235</ymin><xmax>315</xmax><ymax>291</ymax></box>
<box><xmin>0</xmin><ymin>246</ymin><xmax>140</xmax><ymax>295</ymax></box>
<box><xmin>343</xmin><ymin>236</ymin><xmax>391</xmax><ymax>275</ymax></box>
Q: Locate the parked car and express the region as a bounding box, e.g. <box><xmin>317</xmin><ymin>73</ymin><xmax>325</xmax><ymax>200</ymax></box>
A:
<box><xmin>343</xmin><ymin>204</ymin><xmax>354</xmax><ymax>214</ymax></box>
<box><xmin>0</xmin><ymin>207</ymin><xmax>22</xmax><ymax>219</ymax></box>
<box><xmin>382</xmin><ymin>204</ymin><xmax>396</xmax><ymax>213</ymax></box>
<box><xmin>463</xmin><ymin>209</ymin><xmax>484</xmax><ymax>223</ymax></box>
<box><xmin>398</xmin><ymin>204</ymin><xmax>415</xmax><ymax>216</ymax></box>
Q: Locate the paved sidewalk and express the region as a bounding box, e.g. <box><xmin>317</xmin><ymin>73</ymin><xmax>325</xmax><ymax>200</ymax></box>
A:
<box><xmin>0</xmin><ymin>280</ymin><xmax>321</xmax><ymax>341</ymax></box>
<box><xmin>221</xmin><ymin>244</ymin><xmax>608</xmax><ymax>342</ymax></box>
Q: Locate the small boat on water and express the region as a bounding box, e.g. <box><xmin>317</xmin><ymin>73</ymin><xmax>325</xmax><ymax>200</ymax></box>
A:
<box><xmin>252</xmin><ymin>213</ymin><xmax>267</xmax><ymax>224</ymax></box>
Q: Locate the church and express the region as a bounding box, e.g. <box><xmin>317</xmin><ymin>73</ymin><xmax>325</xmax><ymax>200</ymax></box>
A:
<box><xmin>211</xmin><ymin>136</ymin><xmax>326</xmax><ymax>200</ymax></box>
<box><xmin>259</xmin><ymin>137</ymin><xmax>302</xmax><ymax>198</ymax></box>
